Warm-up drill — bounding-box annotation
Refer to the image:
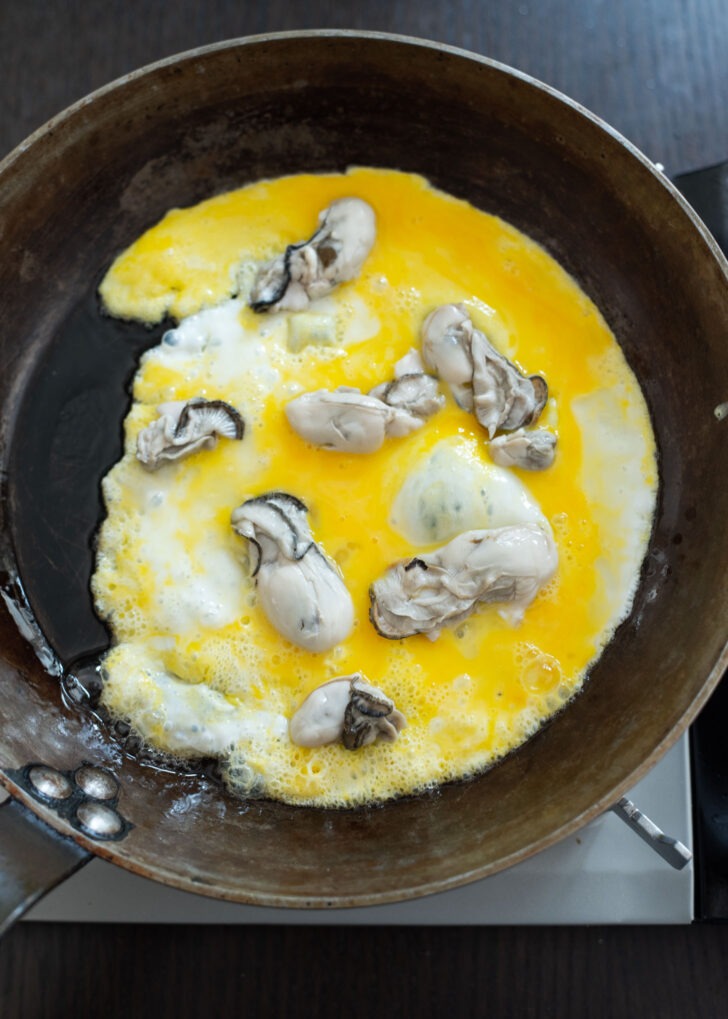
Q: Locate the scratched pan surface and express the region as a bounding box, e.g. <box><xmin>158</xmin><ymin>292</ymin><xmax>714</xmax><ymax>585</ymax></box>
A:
<box><xmin>0</xmin><ymin>33</ymin><xmax>727</xmax><ymax>907</ymax></box>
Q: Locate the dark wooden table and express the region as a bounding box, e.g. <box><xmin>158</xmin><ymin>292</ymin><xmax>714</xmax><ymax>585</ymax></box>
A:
<box><xmin>2</xmin><ymin>3</ymin><xmax>728</xmax><ymax>1017</ymax></box>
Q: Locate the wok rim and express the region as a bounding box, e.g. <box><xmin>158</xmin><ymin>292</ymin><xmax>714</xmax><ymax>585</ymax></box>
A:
<box><xmin>3</xmin><ymin>28</ymin><xmax>726</xmax><ymax>273</ymax></box>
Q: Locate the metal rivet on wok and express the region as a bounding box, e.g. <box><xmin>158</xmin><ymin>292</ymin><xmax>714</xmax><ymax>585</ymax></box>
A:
<box><xmin>27</xmin><ymin>765</ymin><xmax>73</xmax><ymax>801</ymax></box>
<box><xmin>75</xmin><ymin>801</ymin><xmax>123</xmax><ymax>838</ymax></box>
<box><xmin>74</xmin><ymin>765</ymin><xmax>119</xmax><ymax>801</ymax></box>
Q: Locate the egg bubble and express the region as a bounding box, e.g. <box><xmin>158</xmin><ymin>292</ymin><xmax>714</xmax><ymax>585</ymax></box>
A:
<box><xmin>520</xmin><ymin>651</ymin><xmax>563</xmax><ymax>695</ymax></box>
<box><xmin>538</xmin><ymin>575</ymin><xmax>561</xmax><ymax>602</ymax></box>
<box><xmin>369</xmin><ymin>274</ymin><xmax>389</xmax><ymax>293</ymax></box>
<box><xmin>223</xmin><ymin>758</ymin><xmax>265</xmax><ymax>797</ymax></box>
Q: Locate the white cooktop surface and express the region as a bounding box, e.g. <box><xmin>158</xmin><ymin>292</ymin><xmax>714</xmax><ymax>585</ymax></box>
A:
<box><xmin>19</xmin><ymin>735</ymin><xmax>692</xmax><ymax>925</ymax></box>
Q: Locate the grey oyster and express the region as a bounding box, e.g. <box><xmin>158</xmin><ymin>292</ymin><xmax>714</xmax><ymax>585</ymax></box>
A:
<box><xmin>285</xmin><ymin>354</ymin><xmax>443</xmax><ymax>454</ymax></box>
<box><xmin>489</xmin><ymin>428</ymin><xmax>557</xmax><ymax>471</ymax></box>
<box><xmin>136</xmin><ymin>397</ymin><xmax>244</xmax><ymax>470</ymax></box>
<box><xmin>370</xmin><ymin>523</ymin><xmax>558</xmax><ymax>639</ymax></box>
<box><xmin>289</xmin><ymin>673</ymin><xmax>406</xmax><ymax>749</ymax></box>
<box><xmin>421</xmin><ymin>303</ymin><xmax>548</xmax><ymax>438</ymax></box>
<box><xmin>231</xmin><ymin>492</ymin><xmax>354</xmax><ymax>653</ymax></box>
<box><xmin>250</xmin><ymin>197</ymin><xmax>376</xmax><ymax>313</ymax></box>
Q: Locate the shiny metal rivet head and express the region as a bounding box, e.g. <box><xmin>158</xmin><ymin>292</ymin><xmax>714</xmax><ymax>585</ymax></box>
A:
<box><xmin>74</xmin><ymin>765</ymin><xmax>119</xmax><ymax>801</ymax></box>
<box><xmin>75</xmin><ymin>801</ymin><xmax>123</xmax><ymax>838</ymax></box>
<box><xmin>27</xmin><ymin>765</ymin><xmax>73</xmax><ymax>801</ymax></box>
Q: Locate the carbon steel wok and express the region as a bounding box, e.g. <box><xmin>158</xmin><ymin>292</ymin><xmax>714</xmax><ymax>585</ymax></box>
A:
<box><xmin>0</xmin><ymin>32</ymin><xmax>727</xmax><ymax>914</ymax></box>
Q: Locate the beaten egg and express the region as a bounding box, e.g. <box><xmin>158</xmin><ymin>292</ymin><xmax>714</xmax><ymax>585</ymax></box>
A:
<box><xmin>93</xmin><ymin>168</ymin><xmax>657</xmax><ymax>807</ymax></box>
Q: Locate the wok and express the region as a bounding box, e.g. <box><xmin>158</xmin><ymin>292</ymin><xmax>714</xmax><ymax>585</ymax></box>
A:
<box><xmin>0</xmin><ymin>31</ymin><xmax>727</xmax><ymax>917</ymax></box>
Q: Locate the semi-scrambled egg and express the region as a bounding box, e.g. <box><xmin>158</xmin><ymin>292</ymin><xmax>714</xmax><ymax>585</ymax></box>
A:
<box><xmin>93</xmin><ymin>168</ymin><xmax>657</xmax><ymax>806</ymax></box>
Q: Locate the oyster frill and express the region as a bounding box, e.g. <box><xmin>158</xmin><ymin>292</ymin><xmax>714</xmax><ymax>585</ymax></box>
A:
<box><xmin>136</xmin><ymin>398</ymin><xmax>244</xmax><ymax>470</ymax></box>
<box><xmin>421</xmin><ymin>304</ymin><xmax>548</xmax><ymax>438</ymax></box>
<box><xmin>231</xmin><ymin>492</ymin><xmax>354</xmax><ymax>653</ymax></box>
<box><xmin>289</xmin><ymin>673</ymin><xmax>406</xmax><ymax>749</ymax></box>
<box><xmin>249</xmin><ymin>197</ymin><xmax>376</xmax><ymax>313</ymax></box>
<box><xmin>489</xmin><ymin>428</ymin><xmax>557</xmax><ymax>471</ymax></box>
<box><xmin>370</xmin><ymin>523</ymin><xmax>558</xmax><ymax>639</ymax></box>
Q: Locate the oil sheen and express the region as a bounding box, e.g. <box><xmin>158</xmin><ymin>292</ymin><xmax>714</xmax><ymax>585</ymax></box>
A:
<box><xmin>93</xmin><ymin>168</ymin><xmax>657</xmax><ymax>807</ymax></box>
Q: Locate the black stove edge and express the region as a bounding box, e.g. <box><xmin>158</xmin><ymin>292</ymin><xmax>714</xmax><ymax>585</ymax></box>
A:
<box><xmin>673</xmin><ymin>160</ymin><xmax>728</xmax><ymax>923</ymax></box>
<box><xmin>673</xmin><ymin>161</ymin><xmax>728</xmax><ymax>255</ymax></box>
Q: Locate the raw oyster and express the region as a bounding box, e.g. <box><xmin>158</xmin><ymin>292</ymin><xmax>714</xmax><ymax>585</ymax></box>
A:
<box><xmin>285</xmin><ymin>357</ymin><xmax>443</xmax><ymax>454</ymax></box>
<box><xmin>231</xmin><ymin>492</ymin><xmax>354</xmax><ymax>653</ymax></box>
<box><xmin>368</xmin><ymin>373</ymin><xmax>444</xmax><ymax>436</ymax></box>
<box><xmin>285</xmin><ymin>387</ymin><xmax>392</xmax><ymax>453</ymax></box>
<box><xmin>289</xmin><ymin>673</ymin><xmax>406</xmax><ymax>749</ymax></box>
<box><xmin>489</xmin><ymin>428</ymin><xmax>557</xmax><ymax>470</ymax></box>
<box><xmin>370</xmin><ymin>523</ymin><xmax>558</xmax><ymax>639</ymax></box>
<box><xmin>421</xmin><ymin>304</ymin><xmax>548</xmax><ymax>437</ymax></box>
<box><xmin>136</xmin><ymin>397</ymin><xmax>244</xmax><ymax>470</ymax></box>
<box><xmin>250</xmin><ymin>197</ymin><xmax>376</xmax><ymax>313</ymax></box>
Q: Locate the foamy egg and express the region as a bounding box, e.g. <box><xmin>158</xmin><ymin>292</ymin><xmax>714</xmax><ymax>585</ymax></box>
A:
<box><xmin>93</xmin><ymin>168</ymin><xmax>657</xmax><ymax>807</ymax></box>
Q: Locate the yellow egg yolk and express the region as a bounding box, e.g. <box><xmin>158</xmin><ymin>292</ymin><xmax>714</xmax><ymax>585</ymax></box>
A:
<box><xmin>93</xmin><ymin>168</ymin><xmax>657</xmax><ymax>807</ymax></box>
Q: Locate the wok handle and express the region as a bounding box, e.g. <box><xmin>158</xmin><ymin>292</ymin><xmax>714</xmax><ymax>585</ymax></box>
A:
<box><xmin>0</xmin><ymin>796</ymin><xmax>90</xmax><ymax>937</ymax></box>
<box><xmin>611</xmin><ymin>796</ymin><xmax>692</xmax><ymax>869</ymax></box>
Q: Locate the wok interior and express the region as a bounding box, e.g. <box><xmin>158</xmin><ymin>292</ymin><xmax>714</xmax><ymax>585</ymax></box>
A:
<box><xmin>0</xmin><ymin>35</ymin><xmax>727</xmax><ymax>906</ymax></box>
